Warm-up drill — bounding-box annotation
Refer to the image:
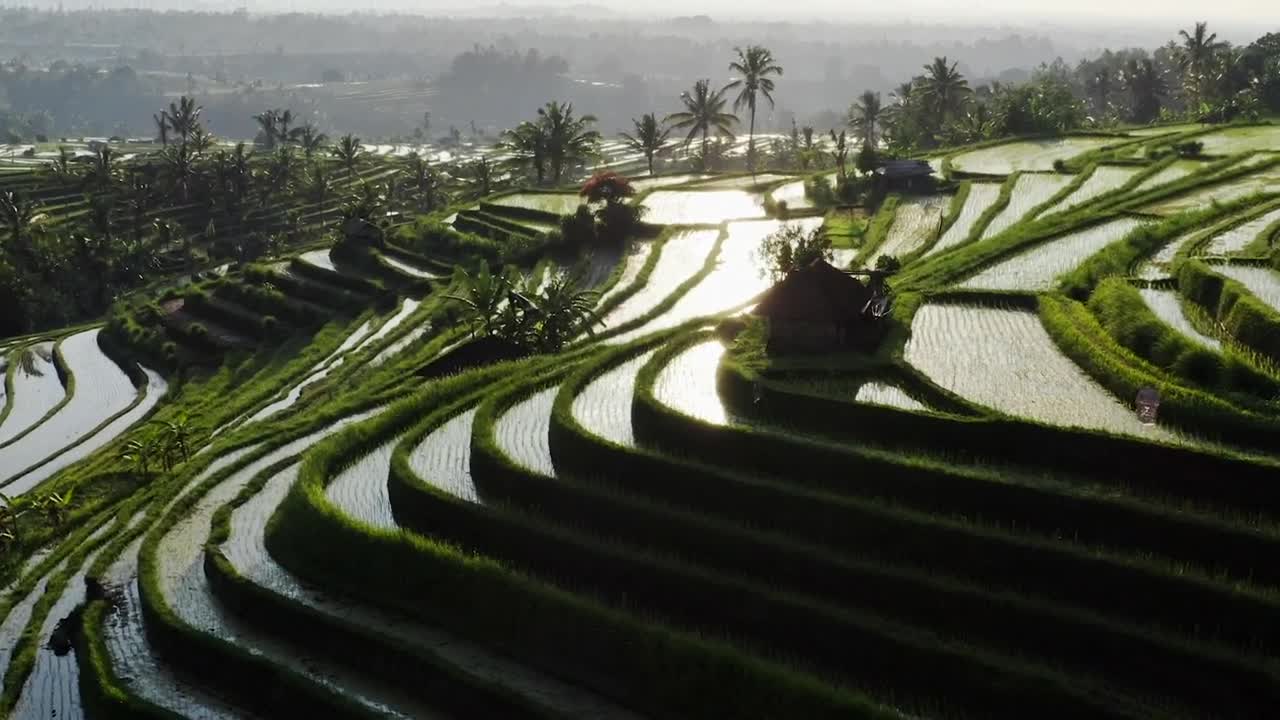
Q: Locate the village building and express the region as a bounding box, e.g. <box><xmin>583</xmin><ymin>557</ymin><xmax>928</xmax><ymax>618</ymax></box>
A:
<box><xmin>752</xmin><ymin>260</ymin><xmax>887</xmax><ymax>354</ymax></box>
<box><xmin>874</xmin><ymin>159</ymin><xmax>936</xmax><ymax>193</ymax></box>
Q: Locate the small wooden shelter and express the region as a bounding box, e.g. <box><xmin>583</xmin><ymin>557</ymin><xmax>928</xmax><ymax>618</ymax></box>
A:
<box><xmin>753</xmin><ymin>260</ymin><xmax>886</xmax><ymax>354</ymax></box>
<box><xmin>873</xmin><ymin>160</ymin><xmax>935</xmax><ymax>193</ymax></box>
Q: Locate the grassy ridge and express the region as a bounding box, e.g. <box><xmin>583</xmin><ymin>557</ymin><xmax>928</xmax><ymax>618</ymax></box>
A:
<box><xmin>265</xmin><ymin>359</ymin><xmax>898</xmax><ymax>720</ymax></box>
<box><xmin>1179</xmin><ymin>260</ymin><xmax>1280</xmax><ymax>361</ymax></box>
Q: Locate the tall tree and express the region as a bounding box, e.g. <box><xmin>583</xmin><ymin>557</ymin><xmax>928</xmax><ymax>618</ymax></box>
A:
<box><xmin>724</xmin><ymin>45</ymin><xmax>783</xmax><ymax>175</ymax></box>
<box><xmin>254</xmin><ymin>109</ymin><xmax>280</xmax><ymax>150</ymax></box>
<box><xmin>1178</xmin><ymin>21</ymin><xmax>1227</xmax><ymax>108</ymax></box>
<box><xmin>166</xmin><ymin>96</ymin><xmax>203</xmax><ymax>148</ymax></box>
<box><xmin>331</xmin><ymin>134</ymin><xmax>363</xmax><ymax>178</ymax></box>
<box><xmin>847</xmin><ymin>90</ymin><xmax>882</xmax><ymax>147</ymax></box>
<box><xmin>664</xmin><ymin>79</ymin><xmax>738</xmax><ymax>170</ymax></box>
<box><xmin>501</xmin><ymin>120</ymin><xmax>548</xmax><ymax>184</ymax></box>
<box><xmin>297</xmin><ymin>124</ymin><xmax>327</xmax><ymax>159</ymax></box>
<box><xmin>1125</xmin><ymin>58</ymin><xmax>1168</xmax><ymax>124</ymax></box>
<box><xmin>0</xmin><ymin>191</ymin><xmax>39</xmax><ymax>253</ymax></box>
<box><xmin>618</xmin><ymin>113</ymin><xmax>671</xmax><ymax>177</ymax></box>
<box><xmin>919</xmin><ymin>57</ymin><xmax>972</xmax><ymax>127</ymax></box>
<box><xmin>537</xmin><ymin>101</ymin><xmax>600</xmax><ymax>185</ymax></box>
<box><xmin>153</xmin><ymin>112</ymin><xmax>170</xmax><ymax>147</ymax></box>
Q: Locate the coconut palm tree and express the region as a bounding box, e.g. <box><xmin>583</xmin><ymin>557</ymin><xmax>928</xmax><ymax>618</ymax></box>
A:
<box><xmin>167</xmin><ymin>96</ymin><xmax>203</xmax><ymax>148</ymax></box>
<box><xmin>43</xmin><ymin>146</ymin><xmax>79</xmax><ymax>186</ymax></box>
<box><xmin>297</xmin><ymin>124</ymin><xmax>327</xmax><ymax>159</ymax></box>
<box><xmin>919</xmin><ymin>57</ymin><xmax>972</xmax><ymax>126</ymax></box>
<box><xmin>501</xmin><ymin>120</ymin><xmax>548</xmax><ymax>184</ymax></box>
<box><xmin>332</xmin><ymin>134</ymin><xmax>363</xmax><ymax>178</ymax></box>
<box><xmin>724</xmin><ymin>45</ymin><xmax>783</xmax><ymax>175</ymax></box>
<box><xmin>619</xmin><ymin>113</ymin><xmax>671</xmax><ymax>177</ymax></box>
<box><xmin>1</xmin><ymin>191</ymin><xmax>39</xmax><ymax>254</ymax></box>
<box><xmin>277</xmin><ymin>109</ymin><xmax>298</xmax><ymax>145</ymax></box>
<box><xmin>188</xmin><ymin>126</ymin><xmax>216</xmax><ymax>156</ymax></box>
<box><xmin>403</xmin><ymin>153</ymin><xmax>447</xmax><ymax>211</ymax></box>
<box><xmin>469</xmin><ymin>156</ymin><xmax>497</xmax><ymax>196</ymax></box>
<box><xmin>665</xmin><ymin>79</ymin><xmax>738</xmax><ymax>170</ymax></box>
<box><xmin>847</xmin><ymin>90</ymin><xmax>882</xmax><ymax>147</ymax></box>
<box><xmin>154</xmin><ymin>112</ymin><xmax>170</xmax><ymax>146</ymax></box>
<box><xmin>254</xmin><ymin>109</ymin><xmax>280</xmax><ymax>149</ymax></box>
<box><xmin>1178</xmin><ymin>22</ymin><xmax>1227</xmax><ymax>107</ymax></box>
<box><xmin>83</xmin><ymin>146</ymin><xmax>119</xmax><ymax>192</ymax></box>
<box><xmin>537</xmin><ymin>101</ymin><xmax>600</xmax><ymax>185</ymax></box>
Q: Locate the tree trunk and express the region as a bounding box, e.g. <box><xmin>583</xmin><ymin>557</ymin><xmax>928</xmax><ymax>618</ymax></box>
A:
<box><xmin>748</xmin><ymin>106</ymin><xmax>756</xmax><ymax>180</ymax></box>
<box><xmin>647</xmin><ymin>151</ymin><xmax>654</xmax><ymax>177</ymax></box>
<box><xmin>701</xmin><ymin>128</ymin><xmax>709</xmax><ymax>171</ymax></box>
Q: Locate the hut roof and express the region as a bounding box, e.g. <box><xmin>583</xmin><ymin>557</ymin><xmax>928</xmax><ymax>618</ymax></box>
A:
<box><xmin>754</xmin><ymin>260</ymin><xmax>874</xmax><ymax>323</ymax></box>
<box><xmin>874</xmin><ymin>159</ymin><xmax>934</xmax><ymax>179</ymax></box>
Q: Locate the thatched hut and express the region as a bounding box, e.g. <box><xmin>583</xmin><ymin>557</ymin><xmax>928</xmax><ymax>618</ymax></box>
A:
<box><xmin>753</xmin><ymin>260</ymin><xmax>884</xmax><ymax>354</ymax></box>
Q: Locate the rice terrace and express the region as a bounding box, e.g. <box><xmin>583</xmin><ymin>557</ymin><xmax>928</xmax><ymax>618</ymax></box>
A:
<box><xmin>2</xmin><ymin>7</ymin><xmax>1280</xmax><ymax>719</ymax></box>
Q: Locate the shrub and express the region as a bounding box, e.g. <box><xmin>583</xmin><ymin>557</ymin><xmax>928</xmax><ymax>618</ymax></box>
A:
<box><xmin>559</xmin><ymin>205</ymin><xmax>596</xmax><ymax>250</ymax></box>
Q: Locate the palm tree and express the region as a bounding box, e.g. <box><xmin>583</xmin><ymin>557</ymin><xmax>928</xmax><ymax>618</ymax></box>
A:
<box><xmin>277</xmin><ymin>109</ymin><xmax>298</xmax><ymax>145</ymax></box>
<box><xmin>1086</xmin><ymin>68</ymin><xmax>1114</xmax><ymax>118</ymax></box>
<box><xmin>1178</xmin><ymin>22</ymin><xmax>1227</xmax><ymax>108</ymax></box>
<box><xmin>538</xmin><ymin>101</ymin><xmax>601</xmax><ymax>185</ymax></box>
<box><xmin>1125</xmin><ymin>59</ymin><xmax>1168</xmax><ymax>124</ymax></box>
<box><xmin>501</xmin><ymin>120</ymin><xmax>548</xmax><ymax>184</ymax></box>
<box><xmin>154</xmin><ymin>112</ymin><xmax>170</xmax><ymax>146</ymax></box>
<box><xmin>847</xmin><ymin>90</ymin><xmax>882</xmax><ymax>147</ymax></box>
<box><xmin>665</xmin><ymin>79</ymin><xmax>738</xmax><ymax>170</ymax></box>
<box><xmin>43</xmin><ymin>146</ymin><xmax>79</xmax><ymax>186</ymax></box>
<box><xmin>297</xmin><ymin>124</ymin><xmax>327</xmax><ymax>159</ymax></box>
<box><xmin>160</xmin><ymin>144</ymin><xmax>197</xmax><ymax>203</ymax></box>
<box><xmin>404</xmin><ymin>153</ymin><xmax>447</xmax><ymax>211</ymax></box>
<box><xmin>446</xmin><ymin>263</ymin><xmax>514</xmax><ymax>337</ymax></box>
<box><xmin>827</xmin><ymin>129</ymin><xmax>849</xmax><ymax>183</ymax></box>
<box><xmin>724</xmin><ymin>45</ymin><xmax>783</xmax><ymax>175</ymax></box>
<box><xmin>619</xmin><ymin>113</ymin><xmax>671</xmax><ymax>177</ymax></box>
<box><xmin>332</xmin><ymin>134</ymin><xmax>363</xmax><ymax>178</ymax></box>
<box><xmin>469</xmin><ymin>156</ymin><xmax>497</xmax><ymax>196</ymax></box>
<box><xmin>1</xmin><ymin>191</ymin><xmax>40</xmax><ymax>253</ymax></box>
<box><xmin>188</xmin><ymin>126</ymin><xmax>216</xmax><ymax>156</ymax></box>
<box><xmin>167</xmin><ymin>96</ymin><xmax>203</xmax><ymax>147</ymax></box>
<box><xmin>83</xmin><ymin>146</ymin><xmax>119</xmax><ymax>192</ymax></box>
<box><xmin>305</xmin><ymin>161</ymin><xmax>332</xmax><ymax>203</ymax></box>
<box><xmin>254</xmin><ymin>109</ymin><xmax>280</xmax><ymax>150</ymax></box>
<box><xmin>919</xmin><ymin>57</ymin><xmax>972</xmax><ymax>126</ymax></box>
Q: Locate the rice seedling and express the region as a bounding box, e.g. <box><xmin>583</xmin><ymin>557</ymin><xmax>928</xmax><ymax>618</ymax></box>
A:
<box><xmin>570</xmin><ymin>350</ymin><xmax>657</xmax><ymax>448</ymax></box>
<box><xmin>1196</xmin><ymin>126</ymin><xmax>1280</xmax><ymax>155</ymax></box>
<box><xmin>640</xmin><ymin>190</ymin><xmax>767</xmax><ymax>225</ymax></box>
<box><xmin>980</xmin><ymin>173</ymin><xmax>1075</xmax><ymax>239</ymax></box>
<box><xmin>903</xmin><ymin>303</ymin><xmax>1183</xmax><ymax>442</ymax></box>
<box><xmin>0</xmin><ymin>343</ymin><xmax>64</xmax><ymax>448</ymax></box>
<box><xmin>960</xmin><ymin>217</ymin><xmax>1148</xmax><ymax>291</ymax></box>
<box><xmin>1204</xmin><ymin>207</ymin><xmax>1280</xmax><ymax>254</ymax></box>
<box><xmin>1138</xmin><ymin>289</ymin><xmax>1222</xmax><ymax>351</ymax></box>
<box><xmin>494</xmin><ymin>386</ymin><xmax>559</xmax><ymax>477</ymax></box>
<box><xmin>874</xmin><ymin>195</ymin><xmax>950</xmax><ymax>261</ymax></box>
<box><xmin>1041</xmin><ymin>166</ymin><xmax>1140</xmax><ymax>216</ymax></box>
<box><xmin>925</xmin><ymin>183</ymin><xmax>1002</xmax><ymax>256</ymax></box>
<box><xmin>599</xmin><ymin>229</ymin><xmax>719</xmax><ymax>333</ymax></box>
<box><xmin>0</xmin><ymin>330</ymin><xmax>144</xmax><ymax>488</ymax></box>
<box><xmin>950</xmin><ymin>138</ymin><xmax>1113</xmax><ymax>175</ymax></box>
<box><xmin>1214</xmin><ymin>264</ymin><xmax>1280</xmax><ymax>312</ymax></box>
<box><xmin>489</xmin><ymin>192</ymin><xmax>585</xmax><ymax>216</ymax></box>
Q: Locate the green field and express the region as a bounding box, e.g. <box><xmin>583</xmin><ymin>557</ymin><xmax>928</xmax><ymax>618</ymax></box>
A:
<box><xmin>4</xmin><ymin>123</ymin><xmax>1280</xmax><ymax>720</ymax></box>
